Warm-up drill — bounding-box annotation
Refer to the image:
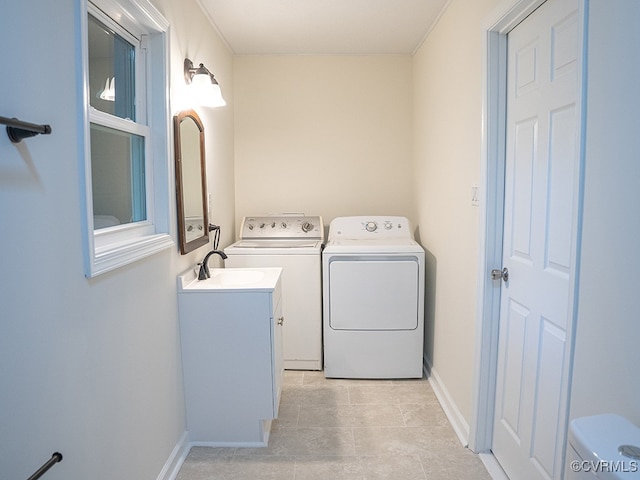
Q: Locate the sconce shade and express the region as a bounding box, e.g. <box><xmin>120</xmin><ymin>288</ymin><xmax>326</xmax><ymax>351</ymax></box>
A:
<box><xmin>184</xmin><ymin>58</ymin><xmax>226</xmax><ymax>108</ymax></box>
<box><xmin>98</xmin><ymin>77</ymin><xmax>115</xmax><ymax>101</ymax></box>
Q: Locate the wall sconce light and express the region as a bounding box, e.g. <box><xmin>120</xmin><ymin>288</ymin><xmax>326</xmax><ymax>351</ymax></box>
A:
<box><xmin>184</xmin><ymin>58</ymin><xmax>226</xmax><ymax>108</ymax></box>
<box><xmin>97</xmin><ymin>77</ymin><xmax>115</xmax><ymax>102</ymax></box>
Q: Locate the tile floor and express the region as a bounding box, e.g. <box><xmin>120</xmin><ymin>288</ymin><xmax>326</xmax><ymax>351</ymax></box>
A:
<box><xmin>176</xmin><ymin>371</ymin><xmax>492</xmax><ymax>480</ymax></box>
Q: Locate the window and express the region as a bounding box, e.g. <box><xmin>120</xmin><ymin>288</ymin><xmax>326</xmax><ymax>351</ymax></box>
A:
<box><xmin>79</xmin><ymin>0</ymin><xmax>172</xmax><ymax>277</ymax></box>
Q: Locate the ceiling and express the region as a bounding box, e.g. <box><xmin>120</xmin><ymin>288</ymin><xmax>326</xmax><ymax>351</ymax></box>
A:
<box><xmin>198</xmin><ymin>0</ymin><xmax>450</xmax><ymax>55</ymax></box>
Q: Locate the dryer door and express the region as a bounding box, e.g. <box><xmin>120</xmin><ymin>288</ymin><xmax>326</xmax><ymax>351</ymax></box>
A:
<box><xmin>328</xmin><ymin>257</ymin><xmax>419</xmax><ymax>330</ymax></box>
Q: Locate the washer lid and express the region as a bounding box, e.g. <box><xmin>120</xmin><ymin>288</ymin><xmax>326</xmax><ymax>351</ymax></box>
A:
<box><xmin>230</xmin><ymin>239</ymin><xmax>322</xmax><ymax>249</ymax></box>
<box><xmin>224</xmin><ymin>238</ymin><xmax>323</xmax><ymax>254</ymax></box>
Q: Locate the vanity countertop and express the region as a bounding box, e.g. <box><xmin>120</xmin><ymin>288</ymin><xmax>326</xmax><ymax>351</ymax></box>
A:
<box><xmin>178</xmin><ymin>267</ymin><xmax>282</xmax><ymax>293</ymax></box>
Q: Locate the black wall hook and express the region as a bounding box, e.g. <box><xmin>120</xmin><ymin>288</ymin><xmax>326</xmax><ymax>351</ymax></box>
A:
<box><xmin>0</xmin><ymin>115</ymin><xmax>52</xmax><ymax>143</ymax></box>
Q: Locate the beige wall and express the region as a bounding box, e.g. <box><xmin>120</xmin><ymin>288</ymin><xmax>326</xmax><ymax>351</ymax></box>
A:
<box><xmin>161</xmin><ymin>0</ymin><xmax>236</xmax><ymax>252</ymax></box>
<box><xmin>0</xmin><ymin>0</ymin><xmax>235</xmax><ymax>478</ymax></box>
<box><xmin>413</xmin><ymin>0</ymin><xmax>502</xmax><ymax>435</ymax></box>
<box><xmin>569</xmin><ymin>0</ymin><xmax>640</xmax><ymax>426</ymax></box>
<box><xmin>413</xmin><ymin>0</ymin><xmax>640</xmax><ymax>444</ymax></box>
<box><xmin>233</xmin><ymin>55</ymin><xmax>414</xmax><ymax>235</ymax></box>
<box><xmin>232</xmin><ymin>1</ymin><xmax>501</xmax><ymax>438</ymax></box>
<box><xmin>4</xmin><ymin>3</ymin><xmax>637</xmax><ymax>478</ymax></box>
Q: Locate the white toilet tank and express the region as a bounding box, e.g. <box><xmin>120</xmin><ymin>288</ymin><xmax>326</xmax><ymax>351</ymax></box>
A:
<box><xmin>566</xmin><ymin>414</ymin><xmax>640</xmax><ymax>479</ymax></box>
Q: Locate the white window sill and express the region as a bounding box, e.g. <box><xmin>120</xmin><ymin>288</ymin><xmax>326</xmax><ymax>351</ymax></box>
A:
<box><xmin>89</xmin><ymin>233</ymin><xmax>174</xmax><ymax>277</ymax></box>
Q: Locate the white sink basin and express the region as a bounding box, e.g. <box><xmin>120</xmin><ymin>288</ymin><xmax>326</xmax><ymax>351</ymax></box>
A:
<box><xmin>178</xmin><ymin>267</ymin><xmax>282</xmax><ymax>292</ymax></box>
<box><xmin>210</xmin><ymin>268</ymin><xmax>265</xmax><ymax>286</ymax></box>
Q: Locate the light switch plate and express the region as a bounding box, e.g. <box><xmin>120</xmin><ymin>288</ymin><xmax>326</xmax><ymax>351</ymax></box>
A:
<box><xmin>471</xmin><ymin>184</ymin><xmax>479</xmax><ymax>207</ymax></box>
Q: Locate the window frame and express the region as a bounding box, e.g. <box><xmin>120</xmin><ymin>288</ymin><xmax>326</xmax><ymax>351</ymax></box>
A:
<box><xmin>78</xmin><ymin>0</ymin><xmax>173</xmax><ymax>277</ymax></box>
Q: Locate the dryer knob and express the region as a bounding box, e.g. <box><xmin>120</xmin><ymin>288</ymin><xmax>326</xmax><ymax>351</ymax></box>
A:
<box><xmin>365</xmin><ymin>221</ymin><xmax>378</xmax><ymax>232</ymax></box>
<box><xmin>301</xmin><ymin>221</ymin><xmax>314</xmax><ymax>233</ymax></box>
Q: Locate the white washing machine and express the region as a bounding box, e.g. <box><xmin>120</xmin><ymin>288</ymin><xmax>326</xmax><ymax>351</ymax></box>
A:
<box><xmin>323</xmin><ymin>216</ymin><xmax>425</xmax><ymax>379</ymax></box>
<box><xmin>224</xmin><ymin>214</ymin><xmax>324</xmax><ymax>370</ymax></box>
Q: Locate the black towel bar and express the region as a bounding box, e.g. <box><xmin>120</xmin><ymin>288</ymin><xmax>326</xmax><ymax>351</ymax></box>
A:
<box><xmin>0</xmin><ymin>115</ymin><xmax>52</xmax><ymax>143</ymax></box>
<box><xmin>27</xmin><ymin>452</ymin><xmax>62</xmax><ymax>480</ymax></box>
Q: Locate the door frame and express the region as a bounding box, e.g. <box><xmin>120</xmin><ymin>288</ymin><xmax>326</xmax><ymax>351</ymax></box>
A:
<box><xmin>468</xmin><ymin>0</ymin><xmax>587</xmax><ymax>457</ymax></box>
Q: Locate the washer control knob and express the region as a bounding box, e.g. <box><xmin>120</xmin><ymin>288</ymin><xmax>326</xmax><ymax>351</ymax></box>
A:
<box><xmin>281</xmin><ymin>222</ymin><xmax>288</xmax><ymax>228</ymax></box>
<box><xmin>247</xmin><ymin>224</ymin><xmax>254</xmax><ymax>230</ymax></box>
<box><xmin>384</xmin><ymin>221</ymin><xmax>393</xmax><ymax>230</ymax></box>
<box><xmin>365</xmin><ymin>221</ymin><xmax>378</xmax><ymax>232</ymax></box>
<box><xmin>301</xmin><ymin>221</ymin><xmax>314</xmax><ymax>233</ymax></box>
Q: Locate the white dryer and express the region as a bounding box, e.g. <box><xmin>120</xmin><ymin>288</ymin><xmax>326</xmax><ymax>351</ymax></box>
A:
<box><xmin>224</xmin><ymin>215</ymin><xmax>324</xmax><ymax>370</ymax></box>
<box><xmin>322</xmin><ymin>216</ymin><xmax>425</xmax><ymax>379</ymax></box>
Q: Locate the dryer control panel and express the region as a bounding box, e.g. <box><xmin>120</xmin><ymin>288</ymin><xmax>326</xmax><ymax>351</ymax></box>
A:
<box><xmin>240</xmin><ymin>215</ymin><xmax>324</xmax><ymax>240</ymax></box>
<box><xmin>328</xmin><ymin>216</ymin><xmax>413</xmax><ymax>240</ymax></box>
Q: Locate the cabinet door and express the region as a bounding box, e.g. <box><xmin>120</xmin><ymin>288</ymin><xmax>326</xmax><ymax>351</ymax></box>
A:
<box><xmin>272</xmin><ymin>295</ymin><xmax>284</xmax><ymax>417</ymax></box>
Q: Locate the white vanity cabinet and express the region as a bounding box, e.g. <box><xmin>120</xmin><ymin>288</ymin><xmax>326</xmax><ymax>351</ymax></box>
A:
<box><xmin>177</xmin><ymin>267</ymin><xmax>284</xmax><ymax>445</ymax></box>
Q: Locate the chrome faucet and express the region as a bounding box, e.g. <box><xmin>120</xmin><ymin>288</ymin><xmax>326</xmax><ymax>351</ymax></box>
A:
<box><xmin>198</xmin><ymin>250</ymin><xmax>228</xmax><ymax>280</ymax></box>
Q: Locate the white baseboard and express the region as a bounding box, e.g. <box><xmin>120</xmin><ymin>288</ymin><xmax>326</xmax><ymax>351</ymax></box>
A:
<box><xmin>423</xmin><ymin>353</ymin><xmax>471</xmax><ymax>447</ymax></box>
<box><xmin>188</xmin><ymin>440</ymin><xmax>268</xmax><ymax>448</ymax></box>
<box><xmin>157</xmin><ymin>432</ymin><xmax>190</xmax><ymax>480</ymax></box>
<box><xmin>157</xmin><ymin>430</ymin><xmax>274</xmax><ymax>480</ymax></box>
<box><xmin>478</xmin><ymin>453</ymin><xmax>510</xmax><ymax>480</ymax></box>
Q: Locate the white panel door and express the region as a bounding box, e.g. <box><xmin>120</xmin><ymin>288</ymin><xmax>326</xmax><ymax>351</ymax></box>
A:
<box><xmin>492</xmin><ymin>0</ymin><xmax>582</xmax><ymax>479</ymax></box>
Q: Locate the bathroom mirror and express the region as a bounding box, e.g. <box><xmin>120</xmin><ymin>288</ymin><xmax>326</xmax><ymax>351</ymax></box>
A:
<box><xmin>174</xmin><ymin>110</ymin><xmax>209</xmax><ymax>254</ymax></box>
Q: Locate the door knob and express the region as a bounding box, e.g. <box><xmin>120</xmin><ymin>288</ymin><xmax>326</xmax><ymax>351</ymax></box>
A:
<box><xmin>491</xmin><ymin>267</ymin><xmax>509</xmax><ymax>282</ymax></box>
